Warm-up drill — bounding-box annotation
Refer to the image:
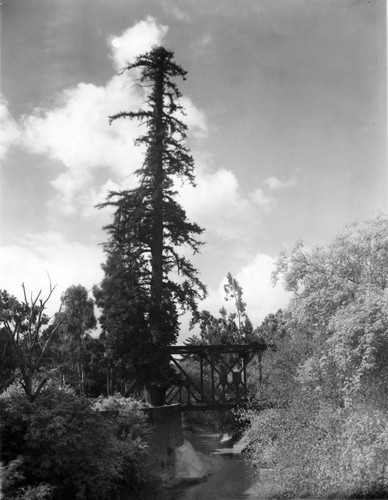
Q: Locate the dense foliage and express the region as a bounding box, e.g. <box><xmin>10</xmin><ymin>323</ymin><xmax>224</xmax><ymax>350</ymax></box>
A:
<box><xmin>187</xmin><ymin>273</ymin><xmax>255</xmax><ymax>346</ymax></box>
<box><xmin>93</xmin><ymin>251</ymin><xmax>162</xmax><ymax>393</ymax></box>
<box><xmin>42</xmin><ymin>285</ymin><xmax>103</xmax><ymax>397</ymax></box>
<box><xmin>0</xmin><ymin>326</ymin><xmax>18</xmax><ymax>391</ymax></box>
<box><xmin>0</xmin><ymin>384</ymin><xmax>149</xmax><ymax>499</ymax></box>
<box><xmin>0</xmin><ymin>283</ymin><xmax>106</xmax><ymax>399</ymax></box>
<box><xmin>244</xmin><ymin>215</ymin><xmax>388</xmax><ymax>497</ymax></box>
<box><xmin>57</xmin><ymin>286</ymin><xmax>97</xmax><ymax>396</ymax></box>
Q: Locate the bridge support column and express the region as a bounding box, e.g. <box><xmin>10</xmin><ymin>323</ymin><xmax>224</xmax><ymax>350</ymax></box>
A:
<box><xmin>143</xmin><ymin>404</ymin><xmax>184</xmax><ymax>482</ymax></box>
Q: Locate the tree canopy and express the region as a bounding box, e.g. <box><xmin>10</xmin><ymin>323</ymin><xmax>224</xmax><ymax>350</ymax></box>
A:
<box><xmin>272</xmin><ymin>215</ymin><xmax>388</xmax><ymax>407</ymax></box>
<box><xmin>245</xmin><ymin>215</ymin><xmax>388</xmax><ymax>497</ymax></box>
<box><xmin>186</xmin><ymin>273</ymin><xmax>255</xmax><ymax>346</ymax></box>
<box><xmin>47</xmin><ymin>285</ymin><xmax>97</xmax><ymax>396</ymax></box>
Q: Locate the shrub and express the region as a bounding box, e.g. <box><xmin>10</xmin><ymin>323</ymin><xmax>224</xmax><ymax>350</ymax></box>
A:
<box><xmin>0</xmin><ymin>383</ymin><xmax>150</xmax><ymax>499</ymax></box>
<box><xmin>1</xmin><ymin>458</ymin><xmax>53</xmax><ymax>499</ymax></box>
<box><xmin>241</xmin><ymin>408</ymin><xmax>284</xmax><ymax>469</ymax></box>
<box><xmin>244</xmin><ymin>396</ymin><xmax>388</xmax><ymax>498</ymax></box>
<box><xmin>336</xmin><ymin>407</ymin><xmax>388</xmax><ymax>497</ymax></box>
<box><xmin>93</xmin><ymin>394</ymin><xmax>150</xmax><ymax>486</ymax></box>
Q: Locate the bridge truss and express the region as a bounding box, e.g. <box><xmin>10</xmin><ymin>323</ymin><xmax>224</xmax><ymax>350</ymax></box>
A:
<box><xmin>165</xmin><ymin>343</ymin><xmax>267</xmax><ymax>410</ymax></box>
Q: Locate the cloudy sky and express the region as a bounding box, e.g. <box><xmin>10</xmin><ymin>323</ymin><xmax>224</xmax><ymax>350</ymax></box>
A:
<box><xmin>1</xmin><ymin>0</ymin><xmax>386</xmax><ymax>340</ymax></box>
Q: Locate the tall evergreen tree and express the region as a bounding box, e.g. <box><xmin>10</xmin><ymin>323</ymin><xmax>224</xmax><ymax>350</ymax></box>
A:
<box><xmin>97</xmin><ymin>47</ymin><xmax>206</xmax><ymax>395</ymax></box>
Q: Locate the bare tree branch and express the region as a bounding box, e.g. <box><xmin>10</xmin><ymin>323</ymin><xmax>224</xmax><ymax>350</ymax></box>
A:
<box><xmin>1</xmin><ymin>281</ymin><xmax>64</xmax><ymax>400</ymax></box>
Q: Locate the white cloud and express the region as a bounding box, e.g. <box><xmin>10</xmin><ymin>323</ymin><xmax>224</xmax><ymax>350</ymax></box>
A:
<box><xmin>193</xmin><ymin>34</ymin><xmax>213</xmax><ymax>58</ymax></box>
<box><xmin>250</xmin><ymin>187</ymin><xmax>275</xmax><ymax>212</ymax></box>
<box><xmin>178</xmin><ymin>161</ymin><xmax>299</xmax><ymax>243</ymax></box>
<box><xmin>198</xmin><ymin>253</ymin><xmax>290</xmax><ymax>328</ymax></box>
<box><xmin>19</xmin><ymin>18</ymin><xmax>207</xmax><ymax>215</ymax></box>
<box><xmin>249</xmin><ymin>174</ymin><xmax>297</xmax><ymax>213</ymax></box>
<box><xmin>235</xmin><ymin>253</ymin><xmax>290</xmax><ymax>324</ymax></box>
<box><xmin>265</xmin><ymin>175</ymin><xmax>297</xmax><ymax>190</ymax></box>
<box><xmin>21</xmin><ymin>82</ymin><xmax>145</xmax><ymax>213</ymax></box>
<box><xmin>178</xmin><ymin>166</ymin><xmax>258</xmax><ymax>241</ymax></box>
<box><xmin>180</xmin><ymin>97</ymin><xmax>208</xmax><ymax>138</ymax></box>
<box><xmin>162</xmin><ymin>3</ymin><xmax>191</xmax><ymax>23</ymax></box>
<box><xmin>0</xmin><ymin>232</ymin><xmax>104</xmax><ymax>315</ymax></box>
<box><xmin>178</xmin><ymin>169</ymin><xmax>297</xmax><ymax>241</ymax></box>
<box><xmin>0</xmin><ymin>96</ymin><xmax>20</xmax><ymax>160</ymax></box>
<box><xmin>109</xmin><ymin>17</ymin><xmax>168</xmax><ymax>71</ymax></box>
<box><xmin>79</xmin><ymin>178</ymin><xmax>125</xmax><ymax>218</ymax></box>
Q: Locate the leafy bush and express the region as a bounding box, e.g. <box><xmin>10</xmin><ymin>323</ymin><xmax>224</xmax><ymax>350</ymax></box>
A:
<box><xmin>336</xmin><ymin>407</ymin><xmax>388</xmax><ymax>497</ymax></box>
<box><xmin>0</xmin><ymin>383</ymin><xmax>150</xmax><ymax>499</ymax></box>
<box><xmin>242</xmin><ymin>408</ymin><xmax>284</xmax><ymax>469</ymax></box>
<box><xmin>1</xmin><ymin>458</ymin><xmax>54</xmax><ymax>499</ymax></box>
<box><xmin>93</xmin><ymin>394</ymin><xmax>150</xmax><ymax>484</ymax></box>
<box><xmin>244</xmin><ymin>389</ymin><xmax>388</xmax><ymax>497</ymax></box>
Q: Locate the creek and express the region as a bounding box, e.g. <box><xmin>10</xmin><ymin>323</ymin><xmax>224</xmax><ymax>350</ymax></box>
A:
<box><xmin>179</xmin><ymin>432</ymin><xmax>258</xmax><ymax>500</ymax></box>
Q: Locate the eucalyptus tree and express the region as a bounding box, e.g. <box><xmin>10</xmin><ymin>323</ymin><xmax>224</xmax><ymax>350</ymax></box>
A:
<box><xmin>186</xmin><ymin>274</ymin><xmax>254</xmax><ymax>346</ymax></box>
<box><xmin>98</xmin><ymin>47</ymin><xmax>206</xmax><ymax>395</ymax></box>
<box><xmin>54</xmin><ymin>285</ymin><xmax>96</xmax><ymax>396</ymax></box>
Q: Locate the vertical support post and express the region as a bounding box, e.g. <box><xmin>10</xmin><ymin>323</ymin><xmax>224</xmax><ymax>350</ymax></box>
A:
<box><xmin>186</xmin><ymin>380</ymin><xmax>191</xmax><ymax>406</ymax></box>
<box><xmin>210</xmin><ymin>352</ymin><xmax>215</xmax><ymax>403</ymax></box>
<box><xmin>233</xmin><ymin>369</ymin><xmax>241</xmax><ymax>403</ymax></box>
<box><xmin>242</xmin><ymin>355</ymin><xmax>248</xmax><ymax>399</ymax></box>
<box><xmin>200</xmin><ymin>354</ymin><xmax>204</xmax><ymax>402</ymax></box>
<box><xmin>220</xmin><ymin>366</ymin><xmax>228</xmax><ymax>402</ymax></box>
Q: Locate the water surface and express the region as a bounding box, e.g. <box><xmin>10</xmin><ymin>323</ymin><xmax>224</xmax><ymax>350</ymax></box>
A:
<box><xmin>180</xmin><ymin>432</ymin><xmax>257</xmax><ymax>500</ymax></box>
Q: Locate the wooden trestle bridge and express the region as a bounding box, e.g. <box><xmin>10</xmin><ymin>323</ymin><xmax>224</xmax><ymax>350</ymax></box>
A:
<box><xmin>164</xmin><ymin>342</ymin><xmax>267</xmax><ymax>410</ymax></box>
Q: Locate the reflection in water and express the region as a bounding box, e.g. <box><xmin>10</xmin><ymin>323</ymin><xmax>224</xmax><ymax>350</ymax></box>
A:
<box><xmin>180</xmin><ymin>433</ymin><xmax>257</xmax><ymax>500</ymax></box>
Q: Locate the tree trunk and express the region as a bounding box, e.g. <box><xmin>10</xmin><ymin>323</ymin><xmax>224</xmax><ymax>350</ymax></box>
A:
<box><xmin>26</xmin><ymin>372</ymin><xmax>33</xmax><ymax>402</ymax></box>
<box><xmin>150</xmin><ymin>52</ymin><xmax>165</xmax><ymax>346</ymax></box>
<box><xmin>106</xmin><ymin>369</ymin><xmax>110</xmax><ymax>397</ymax></box>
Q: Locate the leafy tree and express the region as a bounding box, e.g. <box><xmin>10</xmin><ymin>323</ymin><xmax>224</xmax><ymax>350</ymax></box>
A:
<box><xmin>272</xmin><ymin>215</ymin><xmax>388</xmax><ymax>407</ymax></box>
<box><xmin>55</xmin><ymin>285</ymin><xmax>96</xmax><ymax>396</ymax></box>
<box><xmin>42</xmin><ymin>285</ymin><xmax>108</xmax><ymax>397</ymax></box>
<box><xmin>46</xmin><ymin>327</ymin><xmax>107</xmax><ymax>398</ymax></box>
<box><xmin>256</xmin><ymin>309</ymin><xmax>286</xmax><ymax>344</ymax></box>
<box><xmin>224</xmin><ymin>272</ymin><xmax>248</xmax><ymax>337</ymax></box>
<box><xmin>192</xmin><ymin>307</ymin><xmax>253</xmax><ymax>345</ymax></box>
<box><xmin>244</xmin><ymin>215</ymin><xmax>388</xmax><ymax>497</ymax></box>
<box><xmin>94</xmin><ymin>251</ymin><xmax>151</xmax><ymax>394</ymax></box>
<box><xmin>97</xmin><ymin>47</ymin><xmax>206</xmax><ymax>394</ymax></box>
<box><xmin>0</xmin><ymin>284</ymin><xmax>63</xmax><ymax>401</ymax></box>
<box><xmin>187</xmin><ymin>274</ymin><xmax>254</xmax><ymax>346</ymax></box>
<box><xmin>198</xmin><ymin>308</ymin><xmax>237</xmax><ymax>345</ymax></box>
<box><xmin>81</xmin><ymin>336</ymin><xmax>108</xmax><ymax>397</ymax></box>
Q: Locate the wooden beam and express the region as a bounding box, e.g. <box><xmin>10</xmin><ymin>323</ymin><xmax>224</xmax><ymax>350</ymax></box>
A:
<box><xmin>169</xmin><ymin>343</ymin><xmax>267</xmax><ymax>355</ymax></box>
<box><xmin>169</xmin><ymin>355</ymin><xmax>205</xmax><ymax>403</ymax></box>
